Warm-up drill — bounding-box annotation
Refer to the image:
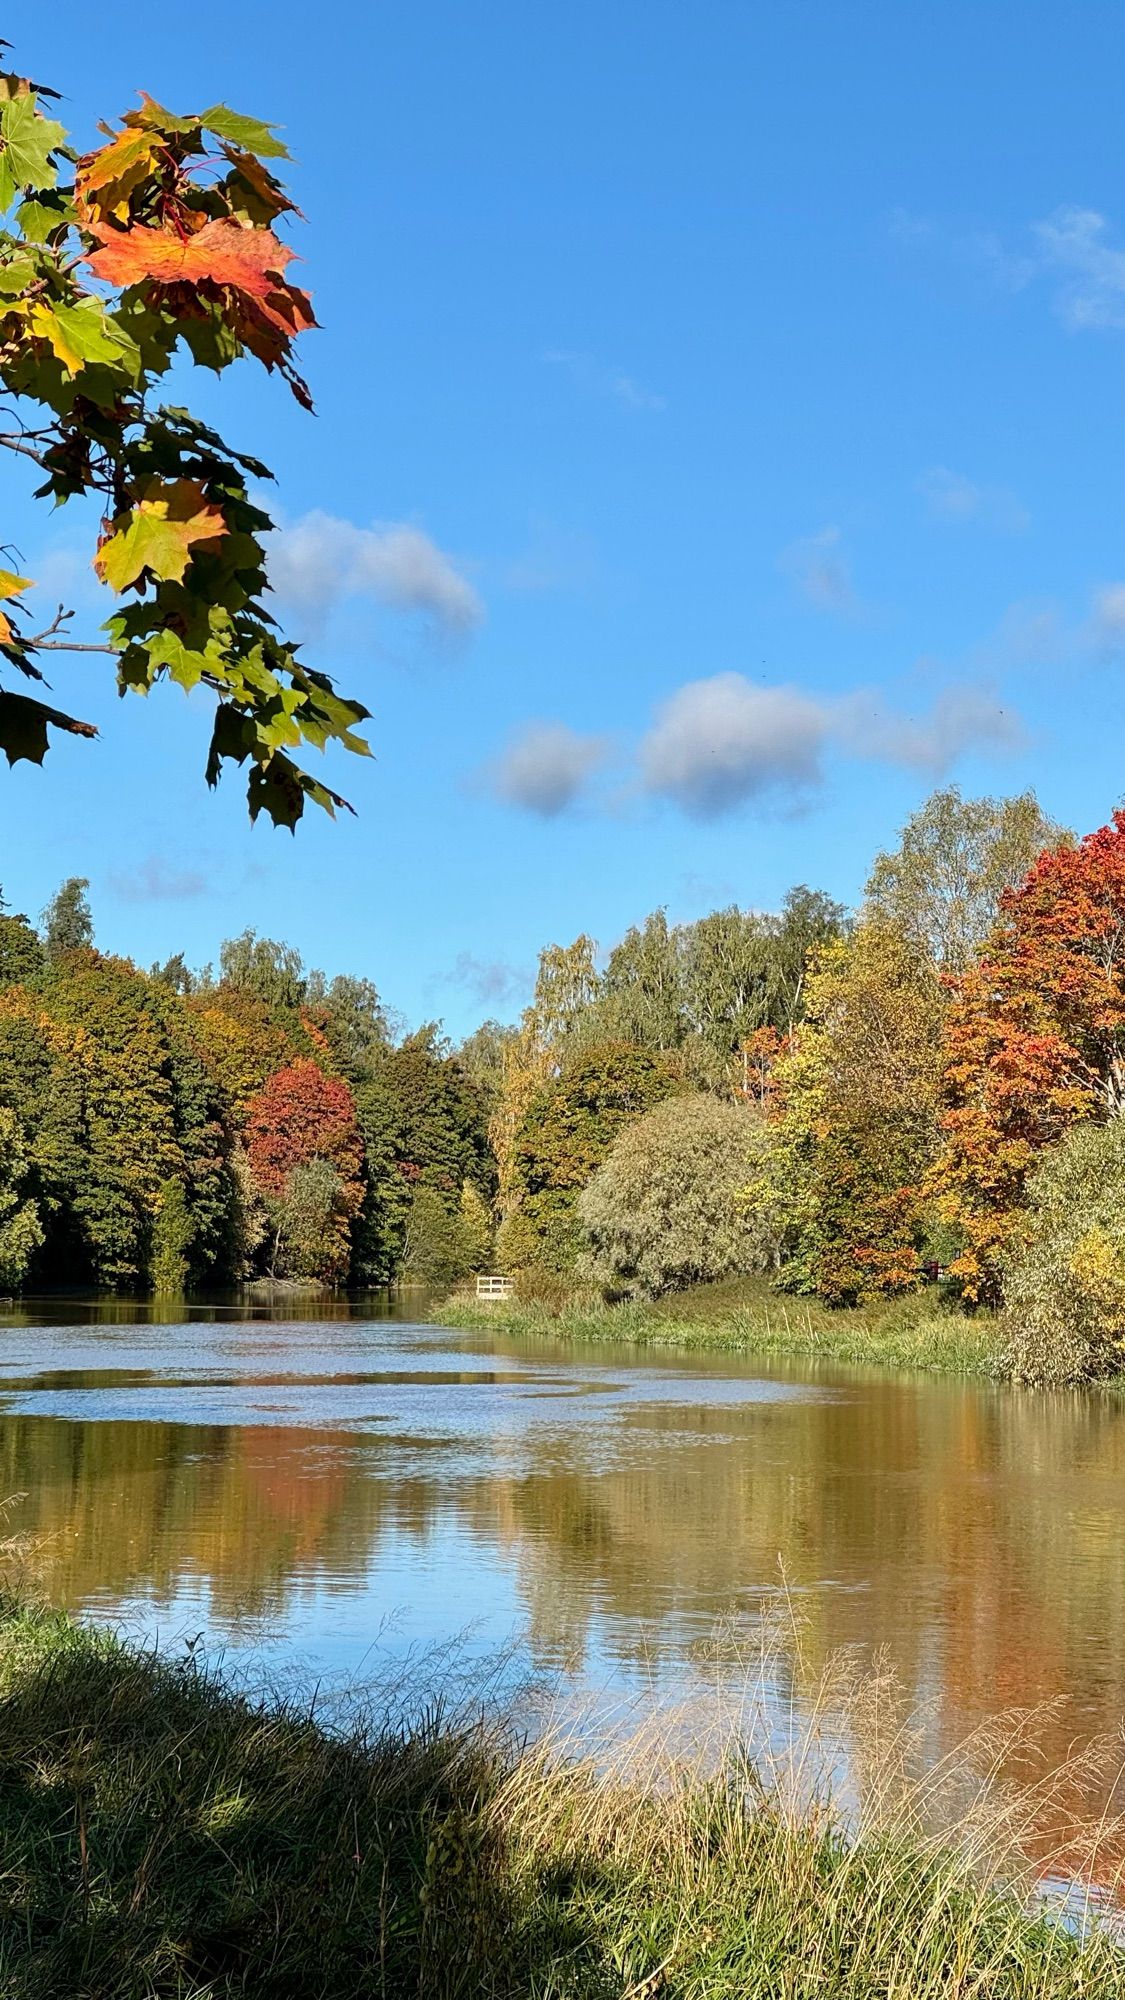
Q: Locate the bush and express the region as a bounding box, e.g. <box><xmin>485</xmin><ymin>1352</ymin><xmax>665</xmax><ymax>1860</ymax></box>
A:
<box><xmin>579</xmin><ymin>1093</ymin><xmax>775</xmax><ymax>1298</ymax></box>
<box><xmin>1002</xmin><ymin>1120</ymin><xmax>1125</xmax><ymax>1384</ymax></box>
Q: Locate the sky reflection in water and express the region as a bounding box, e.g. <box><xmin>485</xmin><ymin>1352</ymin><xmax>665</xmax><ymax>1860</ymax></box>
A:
<box><xmin>0</xmin><ymin>1298</ymin><xmax>1124</xmax><ymax>1829</ymax></box>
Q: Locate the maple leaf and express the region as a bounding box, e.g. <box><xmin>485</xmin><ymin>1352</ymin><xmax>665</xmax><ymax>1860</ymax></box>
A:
<box><xmin>200</xmin><ymin>104</ymin><xmax>288</xmax><ymax>160</ymax></box>
<box><xmin>221</xmin><ymin>146</ymin><xmax>298</xmax><ymax>227</ymax></box>
<box><xmin>0</xmin><ymin>690</ymin><xmax>96</xmax><ymax>765</ymax></box>
<box><xmin>0</xmin><ymin>566</ymin><xmax>30</xmax><ymax>646</ymax></box>
<box><xmin>76</xmin><ymin>127</ymin><xmax>164</xmax><ymax>225</ymax></box>
<box><xmin>0</xmin><ymin>91</ymin><xmax>66</xmax><ymax>209</ymax></box>
<box><xmin>84</xmin><ymin>218</ymin><xmax>296</xmax><ymax>294</ymax></box>
<box><xmin>28</xmin><ymin>298</ymin><xmax>139</xmax><ymax>376</ymax></box>
<box><xmin>95</xmin><ymin>479</ymin><xmax>228</xmax><ymax>590</ymax></box>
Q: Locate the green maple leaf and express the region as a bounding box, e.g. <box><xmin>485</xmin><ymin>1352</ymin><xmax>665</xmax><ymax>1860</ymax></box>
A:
<box><xmin>16</xmin><ymin>188</ymin><xmax>72</xmax><ymax>241</ymax></box>
<box><xmin>0</xmin><ymin>93</ymin><xmax>67</xmax><ymax>209</ymax></box>
<box><xmin>0</xmin><ymin>247</ymin><xmax>41</xmax><ymax>295</ymax></box>
<box><xmin>96</xmin><ymin>479</ymin><xmax>228</xmax><ymax>589</ymax></box>
<box><xmin>201</xmin><ymin>105</ymin><xmax>288</xmax><ymax>159</ymax></box>
<box><xmin>0</xmin><ymin>690</ymin><xmax>96</xmax><ymax>766</ymax></box>
<box><xmin>31</xmin><ymin>298</ymin><xmax>140</xmax><ymax>377</ymax></box>
<box><xmin>247</xmin><ymin>752</ymin><xmax>351</xmax><ymax>829</ymax></box>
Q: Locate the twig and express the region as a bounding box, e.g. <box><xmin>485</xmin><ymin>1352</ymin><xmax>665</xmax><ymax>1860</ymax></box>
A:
<box><xmin>25</xmin><ymin>604</ymin><xmax>116</xmax><ymax>655</ymax></box>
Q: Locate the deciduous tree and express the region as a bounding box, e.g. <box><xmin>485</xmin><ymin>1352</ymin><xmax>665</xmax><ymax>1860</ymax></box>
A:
<box><xmin>764</xmin><ymin>923</ymin><xmax>945</xmax><ymax>1305</ymax></box>
<box><xmin>580</xmin><ymin>1093</ymin><xmax>773</xmax><ymax>1297</ymax></box>
<box><xmin>501</xmin><ymin>1041</ymin><xmax>678</xmax><ymax>1273</ymax></box>
<box><xmin>866</xmin><ymin>786</ymin><xmax>1068</xmax><ymax>972</ymax></box>
<box><xmin>932</xmin><ymin>811</ymin><xmax>1125</xmax><ymax>1301</ymax></box>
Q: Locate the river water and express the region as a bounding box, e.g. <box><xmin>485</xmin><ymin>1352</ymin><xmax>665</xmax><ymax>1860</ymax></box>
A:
<box><xmin>1</xmin><ymin>1294</ymin><xmax>1124</xmax><ymax>1809</ymax></box>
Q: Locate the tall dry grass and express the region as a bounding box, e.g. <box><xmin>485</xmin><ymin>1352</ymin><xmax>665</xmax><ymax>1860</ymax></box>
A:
<box><xmin>0</xmin><ymin>1588</ymin><xmax>1122</xmax><ymax>1994</ymax></box>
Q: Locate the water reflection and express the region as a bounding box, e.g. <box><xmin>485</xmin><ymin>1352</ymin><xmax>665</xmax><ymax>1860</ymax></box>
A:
<box><xmin>0</xmin><ymin>1300</ymin><xmax>1124</xmax><ymax>1815</ymax></box>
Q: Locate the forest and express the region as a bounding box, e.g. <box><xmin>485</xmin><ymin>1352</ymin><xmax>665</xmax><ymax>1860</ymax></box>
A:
<box><xmin>4</xmin><ymin>782</ymin><xmax>1125</xmax><ymax>1383</ymax></box>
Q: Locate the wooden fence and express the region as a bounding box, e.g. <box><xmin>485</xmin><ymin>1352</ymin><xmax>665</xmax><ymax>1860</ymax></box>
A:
<box><xmin>475</xmin><ymin>1274</ymin><xmax>514</xmax><ymax>1301</ymax></box>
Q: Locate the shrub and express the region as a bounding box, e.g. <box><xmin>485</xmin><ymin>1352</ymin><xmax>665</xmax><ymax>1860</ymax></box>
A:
<box><xmin>1002</xmin><ymin>1120</ymin><xmax>1125</xmax><ymax>1384</ymax></box>
<box><xmin>579</xmin><ymin>1092</ymin><xmax>774</xmax><ymax>1298</ymax></box>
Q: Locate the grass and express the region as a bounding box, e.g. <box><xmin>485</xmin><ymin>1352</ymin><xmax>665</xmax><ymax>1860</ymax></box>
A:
<box><xmin>0</xmin><ymin>1596</ymin><xmax>1123</xmax><ymax>1995</ymax></box>
<box><xmin>428</xmin><ymin>1276</ymin><xmax>1002</xmax><ymax>1379</ymax></box>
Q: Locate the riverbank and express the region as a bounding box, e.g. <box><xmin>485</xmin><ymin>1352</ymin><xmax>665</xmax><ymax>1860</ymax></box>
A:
<box><xmin>429</xmin><ymin>1276</ymin><xmax>1002</xmax><ymax>1377</ymax></box>
<box><xmin>0</xmin><ymin>1598</ymin><xmax>1120</xmax><ymax>1996</ymax></box>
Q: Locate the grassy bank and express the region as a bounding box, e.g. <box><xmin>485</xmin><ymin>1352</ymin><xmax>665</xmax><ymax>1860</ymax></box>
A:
<box><xmin>429</xmin><ymin>1277</ymin><xmax>1002</xmax><ymax>1378</ymax></box>
<box><xmin>0</xmin><ymin>1599</ymin><xmax>1121</xmax><ymax>1996</ymax></box>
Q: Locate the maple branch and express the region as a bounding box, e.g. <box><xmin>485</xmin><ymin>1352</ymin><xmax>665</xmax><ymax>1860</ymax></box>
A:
<box><xmin>0</xmin><ymin>433</ymin><xmax>50</xmax><ymax>468</ymax></box>
<box><xmin>31</xmin><ymin>639</ymin><xmax>117</xmax><ymax>654</ymax></box>
<box><xmin>27</xmin><ymin>604</ymin><xmax>115</xmax><ymax>655</ymax></box>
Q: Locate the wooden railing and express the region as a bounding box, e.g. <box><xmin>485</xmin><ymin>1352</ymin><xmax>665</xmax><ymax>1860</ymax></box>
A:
<box><xmin>475</xmin><ymin>1274</ymin><xmax>514</xmax><ymax>1301</ymax></box>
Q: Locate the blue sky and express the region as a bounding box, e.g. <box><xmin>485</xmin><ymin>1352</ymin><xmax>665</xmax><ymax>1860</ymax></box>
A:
<box><xmin>3</xmin><ymin>2</ymin><xmax>1124</xmax><ymax>1036</ymax></box>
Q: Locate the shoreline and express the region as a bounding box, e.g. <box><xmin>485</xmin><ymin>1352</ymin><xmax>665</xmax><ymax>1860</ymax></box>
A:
<box><xmin>427</xmin><ymin>1278</ymin><xmax>1003</xmax><ymax>1379</ymax></box>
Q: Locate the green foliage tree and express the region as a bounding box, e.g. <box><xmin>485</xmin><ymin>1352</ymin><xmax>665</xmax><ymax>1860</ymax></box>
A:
<box><xmin>456</xmin><ymin>1018</ymin><xmax>518</xmax><ymax>1112</ymax></box>
<box><xmin>351</xmin><ymin>1028</ymin><xmax>492</xmax><ymax>1284</ymax></box>
<box><xmin>579</xmin><ymin>1093</ymin><xmax>774</xmax><ymax>1298</ymax></box>
<box><xmin>42</xmin><ymin>876</ymin><xmax>93</xmax><ymax>958</ymax></box>
<box><xmin>0</xmin><ymin>892</ymin><xmax>42</xmax><ymax>986</ymax></box>
<box><xmin>308</xmin><ymin>974</ymin><xmax>388</xmax><ymax>1080</ymax></box>
<box><xmin>1002</xmin><ymin>1121</ymin><xmax>1125</xmax><ymax>1385</ymax></box>
<box><xmin>219</xmin><ymin>931</ymin><xmax>306</xmax><ymax>1014</ymax></box>
<box><xmin>150</xmin><ymin>1177</ymin><xmax>193</xmax><ymax>1295</ymax></box>
<box><xmin>865</xmin><ymin>786</ymin><xmax>1070</xmax><ymax>972</ymax></box>
<box><xmin>600</xmin><ymin>910</ymin><xmax>686</xmax><ymax>1051</ymax></box>
<box><xmin>501</xmin><ymin>1041</ymin><xmax>679</xmax><ymax>1273</ymax></box>
<box><xmin>399</xmin><ymin>1183</ymin><xmax>483</xmax><ymax>1287</ymax></box>
<box><xmin>0</xmin><ymin>1104</ymin><xmax>43</xmax><ymax>1289</ymax></box>
<box><xmin>0</xmin><ymin>57</ymin><xmax>369</xmax><ymax>824</ymax></box>
<box><xmin>268</xmin><ymin>1157</ymin><xmax>352</xmax><ymax>1284</ymax></box>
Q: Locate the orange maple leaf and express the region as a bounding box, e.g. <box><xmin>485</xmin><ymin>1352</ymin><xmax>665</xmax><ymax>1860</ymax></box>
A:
<box><xmin>84</xmin><ymin>218</ymin><xmax>295</xmax><ymax>295</ymax></box>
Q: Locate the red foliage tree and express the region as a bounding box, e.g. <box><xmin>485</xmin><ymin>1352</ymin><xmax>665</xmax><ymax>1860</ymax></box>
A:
<box><xmin>933</xmin><ymin>812</ymin><xmax>1125</xmax><ymax>1301</ymax></box>
<box><xmin>245</xmin><ymin>1060</ymin><xmax>363</xmax><ymax>1199</ymax></box>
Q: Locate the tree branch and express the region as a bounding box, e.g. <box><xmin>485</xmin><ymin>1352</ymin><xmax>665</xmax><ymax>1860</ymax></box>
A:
<box><xmin>26</xmin><ymin>605</ymin><xmax>117</xmax><ymax>655</ymax></box>
<box><xmin>0</xmin><ymin>433</ymin><xmax>50</xmax><ymax>468</ymax></box>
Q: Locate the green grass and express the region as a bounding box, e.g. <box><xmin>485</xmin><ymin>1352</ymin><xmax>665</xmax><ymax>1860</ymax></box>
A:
<box><xmin>0</xmin><ymin>1598</ymin><xmax>1121</xmax><ymax>1996</ymax></box>
<box><xmin>429</xmin><ymin>1276</ymin><xmax>1002</xmax><ymax>1378</ymax></box>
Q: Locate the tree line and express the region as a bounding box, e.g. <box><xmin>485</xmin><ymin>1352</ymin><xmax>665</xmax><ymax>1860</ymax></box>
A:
<box><xmin>5</xmin><ymin>784</ymin><xmax>1125</xmax><ymax>1382</ymax></box>
<box><xmin>0</xmin><ymin>881</ymin><xmax>493</xmax><ymax>1295</ymax></box>
<box><xmin>476</xmin><ymin>785</ymin><xmax>1125</xmax><ymax>1384</ymax></box>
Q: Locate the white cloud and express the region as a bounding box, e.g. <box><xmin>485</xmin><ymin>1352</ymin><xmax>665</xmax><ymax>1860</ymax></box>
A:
<box><xmin>638</xmin><ymin>672</ymin><xmax>1024</xmax><ymax>820</ymax></box>
<box><xmin>269</xmin><ymin>512</ymin><xmax>483</xmax><ymax>636</ymax></box>
<box><xmin>961</xmin><ymin>207</ymin><xmax>1125</xmax><ymax>331</ymax></box>
<box><xmin>834</xmin><ymin>685</ymin><xmax>1025</xmax><ymax>773</ymax></box>
<box><xmin>543</xmin><ymin>349</ymin><xmax>665</xmax><ymax>412</ymax></box>
<box><xmin>778</xmin><ymin>526</ymin><xmax>860</xmax><ymax>616</ymax></box>
<box><xmin>640</xmin><ymin>675</ymin><xmax>828</xmax><ymax>818</ymax></box>
<box><xmin>1033</xmin><ymin>206</ymin><xmax>1125</xmax><ymax>330</ymax></box>
<box><xmin>1088</xmin><ymin>583</ymin><xmax>1125</xmax><ymax>655</ymax></box>
<box><xmin>917</xmin><ymin>466</ymin><xmax>1029</xmax><ymax>533</ymax></box>
<box><xmin>486</xmin><ymin>721</ymin><xmax>610</xmax><ymax>816</ymax></box>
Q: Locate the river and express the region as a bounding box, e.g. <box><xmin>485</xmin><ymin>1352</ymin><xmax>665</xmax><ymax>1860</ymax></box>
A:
<box><xmin>1</xmin><ymin>1293</ymin><xmax>1123</xmax><ymax>1815</ymax></box>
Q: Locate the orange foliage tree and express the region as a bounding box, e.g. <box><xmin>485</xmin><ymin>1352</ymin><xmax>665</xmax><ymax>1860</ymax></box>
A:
<box><xmin>933</xmin><ymin>811</ymin><xmax>1125</xmax><ymax>1302</ymax></box>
